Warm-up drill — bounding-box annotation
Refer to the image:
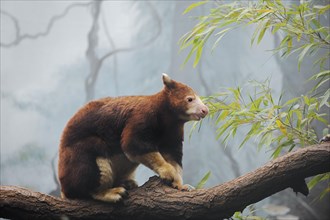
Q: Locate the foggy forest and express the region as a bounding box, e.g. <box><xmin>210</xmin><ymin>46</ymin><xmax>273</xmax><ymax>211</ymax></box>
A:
<box><xmin>1</xmin><ymin>0</ymin><xmax>329</xmax><ymax>219</ymax></box>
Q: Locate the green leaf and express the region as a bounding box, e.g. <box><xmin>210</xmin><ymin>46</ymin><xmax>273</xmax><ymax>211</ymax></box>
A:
<box><xmin>193</xmin><ymin>45</ymin><xmax>203</xmax><ymax>67</ymax></box>
<box><xmin>255</xmin><ymin>10</ymin><xmax>273</xmax><ymax>21</ymax></box>
<box><xmin>297</xmin><ymin>32</ymin><xmax>302</xmax><ymax>42</ymax></box>
<box><xmin>215</xmin><ymin>27</ymin><xmax>233</xmax><ymax>36</ymax></box>
<box><xmin>295</xmin><ymin>110</ymin><xmax>303</xmax><ymax>128</ymax></box>
<box><xmin>251</xmin><ymin>20</ymin><xmax>264</xmax><ymax>46</ymax></box>
<box><xmin>308</xmin><ymin>174</ymin><xmax>328</xmax><ymax>190</ymax></box>
<box><xmin>314</xmin><ymin>77</ymin><xmax>330</xmax><ymax>91</ymax></box>
<box><xmin>288</xmin><ymin>144</ymin><xmax>296</xmax><ymax>152</ymax></box>
<box><xmin>311</xmin><ymin>70</ymin><xmax>330</xmax><ymax>80</ymax></box>
<box><xmin>217</xmin><ymin>19</ymin><xmax>237</xmax><ymax>28</ymax></box>
<box><xmin>314</xmin><ymin>4</ymin><xmax>330</xmax><ymax>14</ymax></box>
<box><xmin>259</xmin><ymin>132</ymin><xmax>273</xmax><ymax>149</ymax></box>
<box><xmin>183</xmin><ymin>46</ymin><xmax>196</xmax><ymax>66</ymax></box>
<box><xmin>239</xmin><ymin>136</ymin><xmax>250</xmax><ymax>149</ymax></box>
<box><xmin>303</xmin><ymin>95</ymin><xmax>311</xmax><ymax>106</ymax></box>
<box><xmin>237</xmin><ymin>8</ymin><xmax>252</xmax><ymax>21</ymax></box>
<box><xmin>216</xmin><ymin>121</ymin><xmax>233</xmax><ymax>139</ymax></box>
<box><xmin>181</xmin><ymin>23</ymin><xmax>207</xmax><ymax>46</ymax></box>
<box><xmin>307</xmin><ymin>70</ymin><xmax>330</xmax><ymax>91</ymax></box>
<box><xmin>195</xmin><ymin>26</ymin><xmax>217</xmax><ymax>38</ymax></box>
<box><xmin>217</xmin><ymin>110</ymin><xmax>230</xmax><ymax>122</ymax></box>
<box><xmin>278</xmin><ymin>35</ymin><xmax>291</xmax><ymax>49</ymax></box>
<box><xmin>283</xmin><ymin>97</ymin><xmax>300</xmax><ymax>106</ymax></box>
<box><xmin>212</xmin><ymin>27</ymin><xmax>233</xmax><ymax>51</ymax></box>
<box><xmin>320</xmin><ymin>187</ymin><xmax>330</xmax><ymax>200</ymax></box>
<box><xmin>196</xmin><ymin>171</ymin><xmax>211</xmax><ymax>189</ymax></box>
<box><xmin>287</xmin><ymin>37</ymin><xmax>292</xmax><ymax>54</ymax></box>
<box><xmin>257</xmin><ymin>19</ymin><xmax>270</xmax><ymax>44</ymax></box>
<box><xmin>315</xmin><ymin>113</ymin><xmax>328</xmax><ymax>125</ymax></box>
<box><xmin>319</xmin><ymin>89</ymin><xmax>330</xmax><ymax>108</ymax></box>
<box><xmin>225</xmin><ymin>7</ymin><xmax>244</xmax><ymax>19</ymax></box>
<box><xmin>272</xmin><ymin>145</ymin><xmax>283</xmax><ymax>158</ymax></box>
<box><xmin>298</xmin><ymin>44</ymin><xmax>314</xmax><ymax>71</ymax></box>
<box><xmin>313</xmin><ymin>5</ymin><xmax>330</xmax><ymax>10</ymax></box>
<box><xmin>233</xmin><ymin>211</ymin><xmax>243</xmax><ymax>219</ymax></box>
<box><xmin>211</xmin><ymin>33</ymin><xmax>228</xmax><ymax>52</ymax></box>
<box><xmin>183</xmin><ymin>1</ymin><xmax>208</xmax><ymax>15</ymax></box>
<box><xmin>271</xmin><ymin>22</ymin><xmax>286</xmax><ymax>34</ymax></box>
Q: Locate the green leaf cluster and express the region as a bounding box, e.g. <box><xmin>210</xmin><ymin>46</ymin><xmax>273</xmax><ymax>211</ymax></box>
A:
<box><xmin>203</xmin><ymin>80</ymin><xmax>327</xmax><ymax>157</ymax></box>
<box><xmin>182</xmin><ymin>0</ymin><xmax>329</xmax><ymax>202</ymax></box>
<box><xmin>232</xmin><ymin>205</ymin><xmax>266</xmax><ymax>220</ymax></box>
<box><xmin>180</xmin><ymin>0</ymin><xmax>330</xmax><ymax>71</ymax></box>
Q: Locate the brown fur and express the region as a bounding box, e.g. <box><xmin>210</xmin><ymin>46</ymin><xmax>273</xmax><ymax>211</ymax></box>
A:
<box><xmin>58</xmin><ymin>74</ymin><xmax>208</xmax><ymax>202</ymax></box>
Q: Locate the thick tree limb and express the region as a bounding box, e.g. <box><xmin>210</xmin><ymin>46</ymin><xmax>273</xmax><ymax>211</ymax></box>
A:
<box><xmin>1</xmin><ymin>143</ymin><xmax>329</xmax><ymax>220</ymax></box>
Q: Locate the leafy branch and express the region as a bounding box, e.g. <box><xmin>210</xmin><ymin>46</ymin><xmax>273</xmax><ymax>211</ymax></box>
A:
<box><xmin>180</xmin><ymin>0</ymin><xmax>330</xmax><ymax>70</ymax></box>
<box><xmin>201</xmin><ymin>80</ymin><xmax>327</xmax><ymax>158</ymax></box>
<box><xmin>182</xmin><ymin>0</ymin><xmax>330</xmax><ymax>199</ymax></box>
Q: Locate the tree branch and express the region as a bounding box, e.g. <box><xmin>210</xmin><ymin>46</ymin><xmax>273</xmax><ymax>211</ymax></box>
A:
<box><xmin>1</xmin><ymin>142</ymin><xmax>329</xmax><ymax>220</ymax></box>
<box><xmin>0</xmin><ymin>3</ymin><xmax>91</xmax><ymax>48</ymax></box>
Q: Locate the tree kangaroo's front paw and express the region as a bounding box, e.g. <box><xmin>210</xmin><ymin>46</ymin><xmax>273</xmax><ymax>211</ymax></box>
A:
<box><xmin>158</xmin><ymin>164</ymin><xmax>177</xmax><ymax>185</ymax></box>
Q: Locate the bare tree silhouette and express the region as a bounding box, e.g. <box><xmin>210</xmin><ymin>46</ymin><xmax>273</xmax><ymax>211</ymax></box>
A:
<box><xmin>84</xmin><ymin>0</ymin><xmax>162</xmax><ymax>101</ymax></box>
<box><xmin>0</xmin><ymin>2</ymin><xmax>92</xmax><ymax>48</ymax></box>
<box><xmin>1</xmin><ymin>0</ymin><xmax>162</xmax><ymax>101</ymax></box>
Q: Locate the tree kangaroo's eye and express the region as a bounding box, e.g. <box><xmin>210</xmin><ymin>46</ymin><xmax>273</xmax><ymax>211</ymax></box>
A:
<box><xmin>187</xmin><ymin>97</ymin><xmax>193</xmax><ymax>102</ymax></box>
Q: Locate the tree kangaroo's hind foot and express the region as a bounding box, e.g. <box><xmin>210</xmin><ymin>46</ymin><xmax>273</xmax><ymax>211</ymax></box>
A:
<box><xmin>91</xmin><ymin>187</ymin><xmax>128</xmax><ymax>203</ymax></box>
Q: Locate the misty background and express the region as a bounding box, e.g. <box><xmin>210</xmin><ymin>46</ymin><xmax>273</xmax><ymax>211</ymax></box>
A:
<box><xmin>1</xmin><ymin>1</ymin><xmax>328</xmax><ymax>219</ymax></box>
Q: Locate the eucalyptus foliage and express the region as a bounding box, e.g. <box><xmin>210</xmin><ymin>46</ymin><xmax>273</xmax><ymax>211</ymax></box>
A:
<box><xmin>181</xmin><ymin>0</ymin><xmax>330</xmax><ymax>201</ymax></box>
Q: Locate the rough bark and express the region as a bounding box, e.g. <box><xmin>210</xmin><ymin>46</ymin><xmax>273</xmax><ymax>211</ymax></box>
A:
<box><xmin>1</xmin><ymin>143</ymin><xmax>329</xmax><ymax>220</ymax></box>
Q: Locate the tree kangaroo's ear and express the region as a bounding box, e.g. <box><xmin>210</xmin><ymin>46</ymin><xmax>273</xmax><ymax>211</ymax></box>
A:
<box><xmin>162</xmin><ymin>73</ymin><xmax>175</xmax><ymax>89</ymax></box>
